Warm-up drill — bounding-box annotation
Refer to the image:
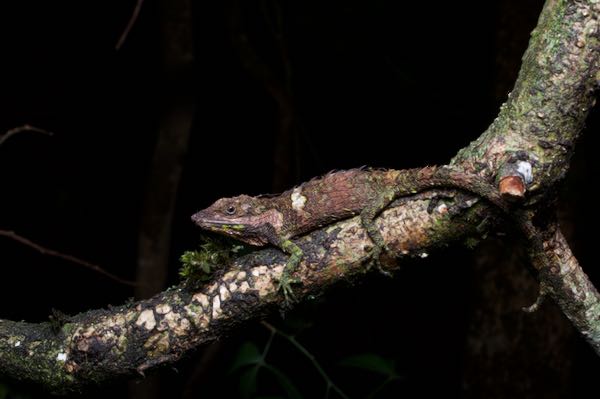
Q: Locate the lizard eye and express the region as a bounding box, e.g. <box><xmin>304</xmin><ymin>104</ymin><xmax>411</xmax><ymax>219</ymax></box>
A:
<box><xmin>225</xmin><ymin>205</ymin><xmax>236</xmax><ymax>215</ymax></box>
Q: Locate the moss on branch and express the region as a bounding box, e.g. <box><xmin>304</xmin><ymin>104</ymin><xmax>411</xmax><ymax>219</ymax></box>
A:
<box><xmin>453</xmin><ymin>0</ymin><xmax>600</xmax><ymax>196</ymax></box>
<box><xmin>0</xmin><ymin>193</ymin><xmax>492</xmax><ymax>393</ymax></box>
<box><xmin>2</xmin><ymin>0</ymin><xmax>600</xmax><ymax>392</ymax></box>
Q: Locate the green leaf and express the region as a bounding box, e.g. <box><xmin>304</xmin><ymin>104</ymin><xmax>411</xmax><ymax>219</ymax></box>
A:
<box><xmin>239</xmin><ymin>366</ymin><xmax>259</xmax><ymax>399</ymax></box>
<box><xmin>264</xmin><ymin>364</ymin><xmax>304</xmax><ymax>399</ymax></box>
<box><xmin>230</xmin><ymin>341</ymin><xmax>262</xmax><ymax>372</ymax></box>
<box><xmin>339</xmin><ymin>354</ymin><xmax>397</xmax><ymax>377</ymax></box>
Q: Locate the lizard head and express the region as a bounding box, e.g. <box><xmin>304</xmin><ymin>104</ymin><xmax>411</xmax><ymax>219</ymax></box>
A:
<box><xmin>191</xmin><ymin>195</ymin><xmax>283</xmax><ymax>246</ymax></box>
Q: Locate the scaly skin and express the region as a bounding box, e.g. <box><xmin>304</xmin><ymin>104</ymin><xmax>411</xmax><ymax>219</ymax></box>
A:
<box><xmin>191</xmin><ymin>166</ymin><xmax>511</xmax><ymax>303</ymax></box>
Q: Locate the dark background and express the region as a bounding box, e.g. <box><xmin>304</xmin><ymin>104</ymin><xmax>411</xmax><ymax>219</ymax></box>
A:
<box><xmin>0</xmin><ymin>0</ymin><xmax>598</xmax><ymax>398</ymax></box>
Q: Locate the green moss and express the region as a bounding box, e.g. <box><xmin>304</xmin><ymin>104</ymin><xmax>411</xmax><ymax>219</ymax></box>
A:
<box><xmin>61</xmin><ymin>323</ymin><xmax>76</xmax><ymax>336</ymax></box>
<box><xmin>179</xmin><ymin>236</ymin><xmax>247</xmax><ymax>287</ymax></box>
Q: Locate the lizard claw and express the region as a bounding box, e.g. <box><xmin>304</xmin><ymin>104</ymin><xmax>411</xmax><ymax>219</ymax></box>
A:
<box><xmin>276</xmin><ymin>273</ymin><xmax>301</xmax><ymax>306</ymax></box>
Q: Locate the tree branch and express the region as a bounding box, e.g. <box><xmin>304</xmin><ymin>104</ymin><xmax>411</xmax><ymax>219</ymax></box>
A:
<box><xmin>0</xmin><ymin>191</ymin><xmax>491</xmax><ymax>394</ymax></box>
<box><xmin>450</xmin><ymin>0</ymin><xmax>600</xmax><ymax>355</ymax></box>
<box><xmin>453</xmin><ymin>0</ymin><xmax>600</xmax><ymax>192</ymax></box>
<box><xmin>115</xmin><ymin>0</ymin><xmax>145</xmax><ymax>50</ymax></box>
<box><xmin>0</xmin><ymin>125</ymin><xmax>52</xmax><ymax>147</ymax></box>
<box><xmin>0</xmin><ymin>230</ymin><xmax>138</xmax><ymax>287</ymax></box>
<box><xmin>1</xmin><ymin>0</ymin><xmax>600</xmax><ymax>392</ymax></box>
<box><xmin>528</xmin><ymin>226</ymin><xmax>600</xmax><ymax>353</ymax></box>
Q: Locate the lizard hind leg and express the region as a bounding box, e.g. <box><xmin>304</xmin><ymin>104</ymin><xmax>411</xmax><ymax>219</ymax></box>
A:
<box><xmin>359</xmin><ymin>188</ymin><xmax>398</xmax><ymax>275</ymax></box>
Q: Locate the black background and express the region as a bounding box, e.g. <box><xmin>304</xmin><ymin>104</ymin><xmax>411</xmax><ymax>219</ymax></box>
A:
<box><xmin>0</xmin><ymin>1</ymin><xmax>598</xmax><ymax>398</ymax></box>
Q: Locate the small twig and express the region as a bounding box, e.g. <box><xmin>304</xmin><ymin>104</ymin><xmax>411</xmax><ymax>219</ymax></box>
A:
<box><xmin>0</xmin><ymin>230</ymin><xmax>138</xmax><ymax>286</ymax></box>
<box><xmin>261</xmin><ymin>321</ymin><xmax>349</xmax><ymax>399</ymax></box>
<box><xmin>115</xmin><ymin>0</ymin><xmax>145</xmax><ymax>50</ymax></box>
<box><xmin>0</xmin><ymin>124</ymin><xmax>53</xmax><ymax>147</ymax></box>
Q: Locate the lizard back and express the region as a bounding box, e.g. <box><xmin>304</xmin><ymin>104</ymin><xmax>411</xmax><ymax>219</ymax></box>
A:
<box><xmin>276</xmin><ymin>168</ymin><xmax>403</xmax><ymax>237</ymax></box>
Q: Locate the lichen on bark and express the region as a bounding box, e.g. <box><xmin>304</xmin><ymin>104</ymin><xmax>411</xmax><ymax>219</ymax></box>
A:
<box><xmin>2</xmin><ymin>0</ymin><xmax>600</xmax><ymax>393</ymax></box>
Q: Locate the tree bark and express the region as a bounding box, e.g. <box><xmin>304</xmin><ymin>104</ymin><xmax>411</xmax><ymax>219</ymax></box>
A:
<box><xmin>1</xmin><ymin>0</ymin><xmax>599</xmax><ymax>393</ymax></box>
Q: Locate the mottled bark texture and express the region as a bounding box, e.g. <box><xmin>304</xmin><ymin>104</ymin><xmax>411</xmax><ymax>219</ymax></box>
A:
<box><xmin>452</xmin><ymin>0</ymin><xmax>600</xmax><ymax>355</ymax></box>
<box><xmin>1</xmin><ymin>0</ymin><xmax>600</xmax><ymax>393</ymax></box>
<box><xmin>0</xmin><ymin>195</ymin><xmax>486</xmax><ymax>393</ymax></box>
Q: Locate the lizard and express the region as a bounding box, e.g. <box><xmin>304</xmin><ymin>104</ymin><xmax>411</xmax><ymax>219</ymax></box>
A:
<box><xmin>191</xmin><ymin>166</ymin><xmax>520</xmax><ymax>303</ymax></box>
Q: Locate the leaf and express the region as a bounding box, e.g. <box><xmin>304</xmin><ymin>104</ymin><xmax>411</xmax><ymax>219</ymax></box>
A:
<box><xmin>339</xmin><ymin>353</ymin><xmax>397</xmax><ymax>377</ymax></box>
<box><xmin>239</xmin><ymin>366</ymin><xmax>259</xmax><ymax>399</ymax></box>
<box><xmin>230</xmin><ymin>341</ymin><xmax>262</xmax><ymax>372</ymax></box>
<box><xmin>264</xmin><ymin>364</ymin><xmax>304</xmax><ymax>399</ymax></box>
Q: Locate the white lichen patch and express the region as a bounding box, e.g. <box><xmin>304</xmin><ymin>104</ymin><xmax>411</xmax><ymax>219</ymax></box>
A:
<box><xmin>291</xmin><ymin>187</ymin><xmax>307</xmax><ymax>211</ymax></box>
<box><xmin>252</xmin><ymin>265</ymin><xmax>283</xmax><ymax>297</ymax></box>
<box><xmin>237</xmin><ymin>271</ymin><xmax>247</xmax><ymax>280</ymax></box>
<box><xmin>56</xmin><ymin>352</ymin><xmax>67</xmax><ymax>362</ymax></box>
<box><xmin>222</xmin><ymin>270</ymin><xmax>240</xmax><ymax>281</ymax></box>
<box><xmin>219</xmin><ymin>284</ymin><xmax>231</xmax><ymax>301</ymax></box>
<box><xmin>193</xmin><ymin>293</ymin><xmax>210</xmax><ymax>310</ymax></box>
<box><xmin>205</xmin><ymin>282</ymin><xmax>219</xmax><ymax>295</ymax></box>
<box><xmin>212</xmin><ymin>296</ymin><xmax>222</xmax><ymax>319</ymax></box>
<box><xmin>136</xmin><ymin>309</ymin><xmax>157</xmax><ymax>330</ymax></box>
<box><xmin>157</xmin><ymin>310</ymin><xmax>190</xmax><ymax>336</ymax></box>
<box><xmin>155</xmin><ymin>304</ymin><xmax>172</xmax><ymax>315</ymax></box>
<box><xmin>229</xmin><ymin>282</ymin><xmax>239</xmax><ymax>291</ymax></box>
<box><xmin>464</xmin><ymin>199</ymin><xmax>478</xmax><ymax>207</ymax></box>
<box><xmin>180</xmin><ymin>318</ymin><xmax>190</xmax><ymax>330</ymax></box>
<box><xmin>251</xmin><ymin>265</ymin><xmax>269</xmax><ymax>277</ymax></box>
<box><xmin>516</xmin><ymin>161</ymin><xmax>533</xmax><ymax>184</ymax></box>
<box><xmin>239</xmin><ymin>281</ymin><xmax>250</xmax><ymax>293</ymax></box>
<box><xmin>7</xmin><ymin>336</ymin><xmax>24</xmax><ymax>347</ymax></box>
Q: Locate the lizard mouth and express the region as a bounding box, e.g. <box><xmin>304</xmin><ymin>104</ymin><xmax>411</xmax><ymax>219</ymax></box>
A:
<box><xmin>191</xmin><ymin>212</ymin><xmax>237</xmax><ymax>229</ymax></box>
<box><xmin>191</xmin><ymin>212</ymin><xmax>257</xmax><ymax>240</ymax></box>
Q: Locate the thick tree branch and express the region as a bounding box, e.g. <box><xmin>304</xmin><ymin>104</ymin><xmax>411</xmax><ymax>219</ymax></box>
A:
<box><xmin>451</xmin><ymin>0</ymin><xmax>600</xmax><ymax>355</ymax></box>
<box><xmin>528</xmin><ymin>226</ymin><xmax>600</xmax><ymax>352</ymax></box>
<box><xmin>453</xmin><ymin>0</ymin><xmax>600</xmax><ymax>192</ymax></box>
<box><xmin>1</xmin><ymin>0</ymin><xmax>600</xmax><ymax>392</ymax></box>
<box><xmin>0</xmin><ymin>192</ymin><xmax>490</xmax><ymax>394</ymax></box>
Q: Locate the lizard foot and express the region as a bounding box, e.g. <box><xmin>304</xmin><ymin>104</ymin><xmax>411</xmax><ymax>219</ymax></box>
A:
<box><xmin>276</xmin><ymin>273</ymin><xmax>302</xmax><ymax>307</ymax></box>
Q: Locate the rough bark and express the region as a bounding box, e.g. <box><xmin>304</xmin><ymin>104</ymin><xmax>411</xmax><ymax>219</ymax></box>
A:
<box><xmin>452</xmin><ymin>0</ymin><xmax>600</xmax><ymax>354</ymax></box>
<box><xmin>0</xmin><ymin>193</ymin><xmax>489</xmax><ymax>394</ymax></box>
<box><xmin>1</xmin><ymin>0</ymin><xmax>599</xmax><ymax>393</ymax></box>
<box><xmin>462</xmin><ymin>2</ymin><xmax>575</xmax><ymax>396</ymax></box>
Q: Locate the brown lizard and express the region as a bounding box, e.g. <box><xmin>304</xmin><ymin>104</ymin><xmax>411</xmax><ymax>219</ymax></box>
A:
<box><xmin>191</xmin><ymin>166</ymin><xmax>516</xmax><ymax>303</ymax></box>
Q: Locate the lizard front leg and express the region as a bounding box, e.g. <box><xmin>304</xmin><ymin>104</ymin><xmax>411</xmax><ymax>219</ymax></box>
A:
<box><xmin>277</xmin><ymin>239</ymin><xmax>304</xmax><ymax>304</ymax></box>
<box><xmin>261</xmin><ymin>225</ymin><xmax>303</xmax><ymax>305</ymax></box>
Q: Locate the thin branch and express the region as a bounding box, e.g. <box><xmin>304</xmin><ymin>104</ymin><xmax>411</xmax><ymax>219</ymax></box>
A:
<box><xmin>0</xmin><ymin>230</ymin><xmax>138</xmax><ymax>287</ymax></box>
<box><xmin>115</xmin><ymin>0</ymin><xmax>145</xmax><ymax>50</ymax></box>
<box><xmin>261</xmin><ymin>321</ymin><xmax>350</xmax><ymax>399</ymax></box>
<box><xmin>0</xmin><ymin>124</ymin><xmax>53</xmax><ymax>147</ymax></box>
<box><xmin>528</xmin><ymin>226</ymin><xmax>600</xmax><ymax>353</ymax></box>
